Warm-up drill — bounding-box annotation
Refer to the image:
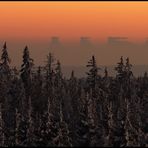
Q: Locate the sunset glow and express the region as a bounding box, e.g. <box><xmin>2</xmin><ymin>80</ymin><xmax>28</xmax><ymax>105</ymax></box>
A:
<box><xmin>1</xmin><ymin>2</ymin><xmax>148</xmax><ymax>66</ymax></box>
<box><xmin>0</xmin><ymin>2</ymin><xmax>148</xmax><ymax>43</ymax></box>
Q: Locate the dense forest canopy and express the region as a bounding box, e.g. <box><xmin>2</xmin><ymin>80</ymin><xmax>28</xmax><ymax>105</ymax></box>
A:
<box><xmin>0</xmin><ymin>42</ymin><xmax>147</xmax><ymax>147</ymax></box>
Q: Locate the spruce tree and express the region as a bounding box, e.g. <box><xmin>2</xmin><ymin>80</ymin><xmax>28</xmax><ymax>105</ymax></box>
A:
<box><xmin>1</xmin><ymin>42</ymin><xmax>10</xmax><ymax>65</ymax></box>
<box><xmin>86</xmin><ymin>55</ymin><xmax>99</xmax><ymax>97</ymax></box>
<box><xmin>115</xmin><ymin>56</ymin><xmax>125</xmax><ymax>83</ymax></box>
<box><xmin>0</xmin><ymin>104</ymin><xmax>5</xmax><ymax>146</ymax></box>
<box><xmin>20</xmin><ymin>46</ymin><xmax>34</xmax><ymax>146</ymax></box>
<box><xmin>0</xmin><ymin>42</ymin><xmax>11</xmax><ymax>81</ymax></box>
<box><xmin>20</xmin><ymin>46</ymin><xmax>33</xmax><ymax>98</ymax></box>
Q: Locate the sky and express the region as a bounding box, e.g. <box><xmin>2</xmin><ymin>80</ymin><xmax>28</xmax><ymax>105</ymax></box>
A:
<box><xmin>0</xmin><ymin>2</ymin><xmax>148</xmax><ymax>66</ymax></box>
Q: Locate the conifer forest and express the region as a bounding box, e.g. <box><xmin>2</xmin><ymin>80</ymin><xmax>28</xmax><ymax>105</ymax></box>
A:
<box><xmin>0</xmin><ymin>42</ymin><xmax>147</xmax><ymax>147</ymax></box>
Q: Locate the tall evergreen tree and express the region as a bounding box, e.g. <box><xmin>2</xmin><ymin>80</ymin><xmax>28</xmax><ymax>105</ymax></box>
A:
<box><xmin>0</xmin><ymin>44</ymin><xmax>146</xmax><ymax>147</ymax></box>
<box><xmin>43</xmin><ymin>53</ymin><xmax>55</xmax><ymax>112</ymax></box>
<box><xmin>86</xmin><ymin>55</ymin><xmax>100</xmax><ymax>98</ymax></box>
<box><xmin>0</xmin><ymin>104</ymin><xmax>5</xmax><ymax>146</ymax></box>
<box><xmin>1</xmin><ymin>42</ymin><xmax>10</xmax><ymax>64</ymax></box>
<box><xmin>20</xmin><ymin>46</ymin><xmax>34</xmax><ymax>146</ymax></box>
<box><xmin>0</xmin><ymin>42</ymin><xmax>11</xmax><ymax>80</ymax></box>
<box><xmin>20</xmin><ymin>46</ymin><xmax>33</xmax><ymax>105</ymax></box>
<box><xmin>115</xmin><ymin>56</ymin><xmax>125</xmax><ymax>83</ymax></box>
<box><xmin>20</xmin><ymin>46</ymin><xmax>33</xmax><ymax>98</ymax></box>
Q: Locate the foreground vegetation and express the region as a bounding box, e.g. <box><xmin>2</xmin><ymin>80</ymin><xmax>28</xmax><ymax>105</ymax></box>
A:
<box><xmin>0</xmin><ymin>42</ymin><xmax>147</xmax><ymax>147</ymax></box>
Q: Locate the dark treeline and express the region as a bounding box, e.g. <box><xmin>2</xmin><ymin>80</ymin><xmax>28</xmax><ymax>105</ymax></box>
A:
<box><xmin>0</xmin><ymin>42</ymin><xmax>147</xmax><ymax>147</ymax></box>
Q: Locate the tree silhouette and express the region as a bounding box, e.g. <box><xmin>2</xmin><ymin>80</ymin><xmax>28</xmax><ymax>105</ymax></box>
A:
<box><xmin>0</xmin><ymin>45</ymin><xmax>146</xmax><ymax>147</ymax></box>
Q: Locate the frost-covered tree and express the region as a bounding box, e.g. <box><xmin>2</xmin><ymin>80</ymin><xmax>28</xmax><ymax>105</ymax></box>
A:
<box><xmin>19</xmin><ymin>46</ymin><xmax>34</xmax><ymax>146</ymax></box>
<box><xmin>20</xmin><ymin>46</ymin><xmax>33</xmax><ymax>97</ymax></box>
<box><xmin>104</xmin><ymin>67</ymin><xmax>108</xmax><ymax>78</ymax></box>
<box><xmin>1</xmin><ymin>42</ymin><xmax>10</xmax><ymax>65</ymax></box>
<box><xmin>15</xmin><ymin>108</ymin><xmax>22</xmax><ymax>146</ymax></box>
<box><xmin>20</xmin><ymin>46</ymin><xmax>34</xmax><ymax>112</ymax></box>
<box><xmin>0</xmin><ymin>46</ymin><xmax>147</xmax><ymax>147</ymax></box>
<box><xmin>86</xmin><ymin>55</ymin><xmax>99</xmax><ymax>98</ymax></box>
<box><xmin>26</xmin><ymin>97</ymin><xmax>35</xmax><ymax>146</ymax></box>
<box><xmin>115</xmin><ymin>56</ymin><xmax>125</xmax><ymax>83</ymax></box>
<box><xmin>53</xmin><ymin>101</ymin><xmax>72</xmax><ymax>147</ymax></box>
<box><xmin>31</xmin><ymin>66</ymin><xmax>44</xmax><ymax>114</ymax></box>
<box><xmin>0</xmin><ymin>104</ymin><xmax>5</xmax><ymax>147</ymax></box>
<box><xmin>43</xmin><ymin>53</ymin><xmax>55</xmax><ymax>112</ymax></box>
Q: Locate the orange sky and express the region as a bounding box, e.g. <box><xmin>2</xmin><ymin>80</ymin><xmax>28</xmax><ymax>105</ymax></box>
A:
<box><xmin>0</xmin><ymin>2</ymin><xmax>148</xmax><ymax>43</ymax></box>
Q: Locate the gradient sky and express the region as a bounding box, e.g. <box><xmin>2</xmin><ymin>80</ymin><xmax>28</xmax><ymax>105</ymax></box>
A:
<box><xmin>0</xmin><ymin>2</ymin><xmax>148</xmax><ymax>42</ymax></box>
<box><xmin>0</xmin><ymin>2</ymin><xmax>148</xmax><ymax>66</ymax></box>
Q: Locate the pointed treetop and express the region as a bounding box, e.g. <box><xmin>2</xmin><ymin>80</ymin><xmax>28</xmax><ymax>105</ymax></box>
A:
<box><xmin>23</xmin><ymin>46</ymin><xmax>30</xmax><ymax>58</ymax></box>
<box><xmin>120</xmin><ymin>56</ymin><xmax>123</xmax><ymax>63</ymax></box>
<box><xmin>92</xmin><ymin>55</ymin><xmax>95</xmax><ymax>60</ymax></box>
<box><xmin>56</xmin><ymin>60</ymin><xmax>61</xmax><ymax>69</ymax></box>
<box><xmin>92</xmin><ymin>55</ymin><xmax>96</xmax><ymax>63</ymax></box>
<box><xmin>57</xmin><ymin>60</ymin><xmax>60</xmax><ymax>65</ymax></box>
<box><xmin>125</xmin><ymin>57</ymin><xmax>132</xmax><ymax>69</ymax></box>
<box><xmin>22</xmin><ymin>46</ymin><xmax>30</xmax><ymax>62</ymax></box>
<box><xmin>56</xmin><ymin>60</ymin><xmax>61</xmax><ymax>71</ymax></box>
<box><xmin>87</xmin><ymin>55</ymin><xmax>97</xmax><ymax>67</ymax></box>
<box><xmin>1</xmin><ymin>41</ymin><xmax>10</xmax><ymax>65</ymax></box>
<box><xmin>126</xmin><ymin>57</ymin><xmax>129</xmax><ymax>63</ymax></box>
<box><xmin>55</xmin><ymin>60</ymin><xmax>62</xmax><ymax>77</ymax></box>
<box><xmin>71</xmin><ymin>70</ymin><xmax>74</xmax><ymax>78</ymax></box>
<box><xmin>24</xmin><ymin>46</ymin><xmax>28</xmax><ymax>50</ymax></box>
<box><xmin>37</xmin><ymin>66</ymin><xmax>41</xmax><ymax>76</ymax></box>
<box><xmin>104</xmin><ymin>67</ymin><xmax>108</xmax><ymax>78</ymax></box>
<box><xmin>3</xmin><ymin>42</ymin><xmax>6</xmax><ymax>49</ymax></box>
<box><xmin>46</xmin><ymin>52</ymin><xmax>54</xmax><ymax>67</ymax></box>
<box><xmin>70</xmin><ymin>70</ymin><xmax>76</xmax><ymax>81</ymax></box>
<box><xmin>144</xmin><ymin>71</ymin><xmax>148</xmax><ymax>78</ymax></box>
